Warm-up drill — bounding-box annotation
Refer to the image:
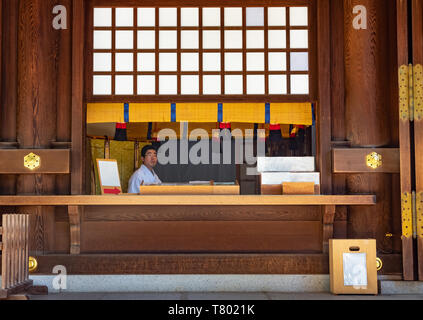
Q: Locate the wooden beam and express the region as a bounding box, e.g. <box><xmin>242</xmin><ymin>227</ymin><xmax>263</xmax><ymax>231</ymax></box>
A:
<box><xmin>0</xmin><ymin>149</ymin><xmax>70</xmax><ymax>174</ymax></box>
<box><xmin>0</xmin><ymin>195</ymin><xmax>377</xmax><ymax>206</ymax></box>
<box><xmin>3</xmin><ymin>253</ymin><xmax>401</xmax><ymax>275</ymax></box>
<box><xmin>332</xmin><ymin>148</ymin><xmax>400</xmax><ymax>173</ymax></box>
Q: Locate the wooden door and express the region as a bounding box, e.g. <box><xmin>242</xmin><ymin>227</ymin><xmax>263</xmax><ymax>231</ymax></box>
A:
<box><xmin>412</xmin><ymin>0</ymin><xmax>423</xmax><ymax>281</ymax></box>
<box><xmin>397</xmin><ymin>0</ymin><xmax>415</xmax><ymax>281</ymax></box>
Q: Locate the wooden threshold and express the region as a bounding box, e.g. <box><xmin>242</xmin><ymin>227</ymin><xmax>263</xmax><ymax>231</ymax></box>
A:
<box><xmin>1</xmin><ymin>254</ymin><xmax>401</xmax><ymax>275</ymax></box>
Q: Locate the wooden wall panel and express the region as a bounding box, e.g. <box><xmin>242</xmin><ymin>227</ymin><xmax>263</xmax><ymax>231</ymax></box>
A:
<box><xmin>81</xmin><ymin>221</ymin><xmax>322</xmax><ymax>253</ymax></box>
<box><xmin>84</xmin><ymin>205</ymin><xmax>322</xmax><ymax>222</ymax></box>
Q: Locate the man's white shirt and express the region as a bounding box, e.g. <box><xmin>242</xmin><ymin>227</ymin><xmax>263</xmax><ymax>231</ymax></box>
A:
<box><xmin>128</xmin><ymin>165</ymin><xmax>162</xmax><ymax>194</ymax></box>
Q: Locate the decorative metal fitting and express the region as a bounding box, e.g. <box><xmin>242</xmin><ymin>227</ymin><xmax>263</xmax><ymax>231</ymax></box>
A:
<box><xmin>29</xmin><ymin>256</ymin><xmax>38</xmax><ymax>273</ymax></box>
<box><xmin>376</xmin><ymin>258</ymin><xmax>383</xmax><ymax>271</ymax></box>
<box><xmin>24</xmin><ymin>153</ymin><xmax>41</xmax><ymax>170</ymax></box>
<box><xmin>366</xmin><ymin>152</ymin><xmax>382</xmax><ymax>169</ymax></box>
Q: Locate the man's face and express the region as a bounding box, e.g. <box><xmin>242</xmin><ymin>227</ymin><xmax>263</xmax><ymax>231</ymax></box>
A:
<box><xmin>142</xmin><ymin>149</ymin><xmax>158</xmax><ymax>169</ymax></box>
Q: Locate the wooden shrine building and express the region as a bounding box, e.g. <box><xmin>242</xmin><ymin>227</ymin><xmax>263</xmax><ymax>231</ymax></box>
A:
<box><xmin>0</xmin><ymin>0</ymin><xmax>422</xmax><ymax>283</ymax></box>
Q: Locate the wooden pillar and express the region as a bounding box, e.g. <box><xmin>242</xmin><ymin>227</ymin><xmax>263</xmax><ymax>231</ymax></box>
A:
<box><xmin>344</xmin><ymin>0</ymin><xmax>394</xmax><ymax>252</ymax></box>
<box><xmin>71</xmin><ymin>0</ymin><xmax>85</xmax><ymax>195</ymax></box>
<box><xmin>54</xmin><ymin>0</ymin><xmax>72</xmax><ymax>196</ymax></box>
<box><xmin>16</xmin><ymin>0</ymin><xmax>60</xmax><ymax>253</ymax></box>
<box><xmin>0</xmin><ymin>0</ymin><xmax>19</xmax><ymax>196</ymax></box>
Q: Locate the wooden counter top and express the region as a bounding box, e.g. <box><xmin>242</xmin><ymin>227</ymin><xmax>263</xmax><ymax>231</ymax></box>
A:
<box><xmin>0</xmin><ymin>195</ymin><xmax>376</xmax><ymax>206</ymax></box>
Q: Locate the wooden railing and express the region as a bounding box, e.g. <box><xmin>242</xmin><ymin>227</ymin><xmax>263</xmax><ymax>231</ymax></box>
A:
<box><xmin>0</xmin><ymin>214</ymin><xmax>33</xmax><ymax>299</ymax></box>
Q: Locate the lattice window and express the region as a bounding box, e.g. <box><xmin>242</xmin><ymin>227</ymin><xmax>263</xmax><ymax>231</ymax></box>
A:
<box><xmin>88</xmin><ymin>4</ymin><xmax>312</xmax><ymax>100</ymax></box>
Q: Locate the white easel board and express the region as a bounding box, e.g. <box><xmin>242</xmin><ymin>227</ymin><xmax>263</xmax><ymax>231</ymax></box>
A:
<box><xmin>96</xmin><ymin>159</ymin><xmax>122</xmax><ymax>195</ymax></box>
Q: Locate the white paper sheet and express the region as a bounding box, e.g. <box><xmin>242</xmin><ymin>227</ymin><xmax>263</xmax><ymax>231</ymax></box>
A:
<box><xmin>343</xmin><ymin>253</ymin><xmax>368</xmax><ymax>287</ymax></box>
<box><xmin>98</xmin><ymin>161</ymin><xmax>121</xmax><ymax>187</ymax></box>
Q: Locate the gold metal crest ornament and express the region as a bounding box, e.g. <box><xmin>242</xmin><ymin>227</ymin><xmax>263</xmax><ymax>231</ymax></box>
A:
<box><xmin>24</xmin><ymin>153</ymin><xmax>41</xmax><ymax>170</ymax></box>
<box><xmin>366</xmin><ymin>152</ymin><xmax>382</xmax><ymax>169</ymax></box>
<box><xmin>29</xmin><ymin>256</ymin><xmax>38</xmax><ymax>273</ymax></box>
<box><xmin>376</xmin><ymin>258</ymin><xmax>383</xmax><ymax>271</ymax></box>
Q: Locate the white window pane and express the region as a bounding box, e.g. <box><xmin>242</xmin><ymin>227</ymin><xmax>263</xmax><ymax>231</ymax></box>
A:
<box><xmin>269</xmin><ymin>52</ymin><xmax>287</xmax><ymax>71</ymax></box>
<box><xmin>160</xmin><ymin>8</ymin><xmax>177</xmax><ymax>26</ymax></box>
<box><xmin>94</xmin><ymin>8</ymin><xmax>112</xmax><ymax>27</ymax></box>
<box><xmin>247</xmin><ymin>75</ymin><xmax>265</xmax><ymax>95</ymax></box>
<box><xmin>291</xmin><ymin>74</ymin><xmax>309</xmax><ymax>94</ymax></box>
<box><xmin>269</xmin><ymin>75</ymin><xmax>287</xmax><ymax>94</ymax></box>
<box><xmin>116</xmin><ymin>8</ymin><xmax>133</xmax><ymax>27</ymax></box>
<box><xmin>138</xmin><ymin>31</ymin><xmax>155</xmax><ymax>49</ymax></box>
<box><xmin>115</xmin><ymin>53</ymin><xmax>133</xmax><ymax>72</ymax></box>
<box><xmin>225</xmin><ymin>53</ymin><xmax>243</xmax><ymax>71</ymax></box>
<box><xmin>203</xmin><ymin>75</ymin><xmax>221</xmax><ymax>95</ymax></box>
<box><xmin>247</xmin><ymin>30</ymin><xmax>264</xmax><ymax>49</ymax></box>
<box><xmin>268</xmin><ymin>30</ymin><xmax>286</xmax><ymax>49</ymax></box>
<box><xmin>93</xmin><ymin>53</ymin><xmax>111</xmax><ymax>72</ymax></box>
<box><xmin>93</xmin><ymin>75</ymin><xmax>111</xmax><ymax>95</ymax></box>
<box><xmin>290</xmin><ymin>30</ymin><xmax>308</xmax><ymax>48</ymax></box>
<box><xmin>203</xmin><ymin>31</ymin><xmax>221</xmax><ymax>49</ymax></box>
<box><xmin>290</xmin><ymin>7</ymin><xmax>308</xmax><ymax>26</ymax></box>
<box><xmin>138</xmin><ymin>53</ymin><xmax>156</xmax><ymax>72</ymax></box>
<box><xmin>291</xmin><ymin>52</ymin><xmax>309</xmax><ymax>71</ymax></box>
<box><xmin>159</xmin><ymin>53</ymin><xmax>177</xmax><ymax>71</ymax></box>
<box><xmin>203</xmin><ymin>53</ymin><xmax>221</xmax><ymax>71</ymax></box>
<box><xmin>181</xmin><ymin>31</ymin><xmax>199</xmax><ymax>49</ymax></box>
<box><xmin>138</xmin><ymin>8</ymin><xmax>156</xmax><ymax>27</ymax></box>
<box><xmin>159</xmin><ymin>31</ymin><xmax>177</xmax><ymax>49</ymax></box>
<box><xmin>268</xmin><ymin>7</ymin><xmax>286</xmax><ymax>26</ymax></box>
<box><xmin>116</xmin><ymin>30</ymin><xmax>133</xmax><ymax>49</ymax></box>
<box><xmin>225</xmin><ymin>30</ymin><xmax>243</xmax><ymax>49</ymax></box>
<box><xmin>94</xmin><ymin>31</ymin><xmax>112</xmax><ymax>49</ymax></box>
<box><xmin>138</xmin><ymin>75</ymin><xmax>156</xmax><ymax>95</ymax></box>
<box><xmin>225</xmin><ymin>8</ymin><xmax>243</xmax><ymax>26</ymax></box>
<box><xmin>181</xmin><ymin>53</ymin><xmax>199</xmax><ymax>72</ymax></box>
<box><xmin>203</xmin><ymin>8</ymin><xmax>221</xmax><ymax>27</ymax></box>
<box><xmin>181</xmin><ymin>76</ymin><xmax>199</xmax><ymax>95</ymax></box>
<box><xmin>159</xmin><ymin>75</ymin><xmax>177</xmax><ymax>95</ymax></box>
<box><xmin>246</xmin><ymin>7</ymin><xmax>264</xmax><ymax>26</ymax></box>
<box><xmin>181</xmin><ymin>8</ymin><xmax>199</xmax><ymax>26</ymax></box>
<box><xmin>247</xmin><ymin>53</ymin><xmax>264</xmax><ymax>71</ymax></box>
<box><xmin>115</xmin><ymin>75</ymin><xmax>133</xmax><ymax>95</ymax></box>
<box><xmin>225</xmin><ymin>75</ymin><xmax>243</xmax><ymax>95</ymax></box>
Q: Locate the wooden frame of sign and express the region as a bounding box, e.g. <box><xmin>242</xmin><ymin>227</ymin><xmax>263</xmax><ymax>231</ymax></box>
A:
<box><xmin>96</xmin><ymin>159</ymin><xmax>123</xmax><ymax>195</ymax></box>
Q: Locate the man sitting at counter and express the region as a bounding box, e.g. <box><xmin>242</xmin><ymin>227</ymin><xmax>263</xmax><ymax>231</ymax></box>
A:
<box><xmin>128</xmin><ymin>145</ymin><xmax>162</xmax><ymax>194</ymax></box>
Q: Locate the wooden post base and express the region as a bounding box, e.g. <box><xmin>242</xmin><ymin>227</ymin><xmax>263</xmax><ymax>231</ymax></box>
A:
<box><xmin>0</xmin><ymin>280</ymin><xmax>48</xmax><ymax>300</ymax></box>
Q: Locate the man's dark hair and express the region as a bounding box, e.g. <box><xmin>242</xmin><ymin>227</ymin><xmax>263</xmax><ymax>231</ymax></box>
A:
<box><xmin>141</xmin><ymin>145</ymin><xmax>157</xmax><ymax>158</ymax></box>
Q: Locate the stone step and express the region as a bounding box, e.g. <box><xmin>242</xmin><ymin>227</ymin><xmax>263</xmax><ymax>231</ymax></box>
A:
<box><xmin>0</xmin><ymin>275</ymin><xmax>407</xmax><ymax>294</ymax></box>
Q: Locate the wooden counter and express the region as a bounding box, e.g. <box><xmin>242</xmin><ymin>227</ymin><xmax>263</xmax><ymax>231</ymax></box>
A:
<box><xmin>0</xmin><ymin>195</ymin><xmax>375</xmax><ymax>206</ymax></box>
<box><xmin>0</xmin><ymin>195</ymin><xmax>376</xmax><ymax>257</ymax></box>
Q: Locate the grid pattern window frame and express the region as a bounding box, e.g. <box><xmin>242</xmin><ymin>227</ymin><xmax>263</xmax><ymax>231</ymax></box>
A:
<box><xmin>86</xmin><ymin>2</ymin><xmax>314</xmax><ymax>102</ymax></box>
